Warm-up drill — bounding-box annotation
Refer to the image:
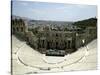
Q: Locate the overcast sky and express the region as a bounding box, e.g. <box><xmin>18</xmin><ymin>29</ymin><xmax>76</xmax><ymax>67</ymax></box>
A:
<box><xmin>12</xmin><ymin>1</ymin><xmax>97</xmax><ymax>21</ymax></box>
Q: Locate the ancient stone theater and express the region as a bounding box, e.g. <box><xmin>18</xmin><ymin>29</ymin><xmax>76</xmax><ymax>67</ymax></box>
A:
<box><xmin>12</xmin><ymin>16</ymin><xmax>97</xmax><ymax>56</ymax></box>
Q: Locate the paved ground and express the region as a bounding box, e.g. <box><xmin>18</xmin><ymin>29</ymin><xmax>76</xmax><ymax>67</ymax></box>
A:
<box><xmin>12</xmin><ymin>35</ymin><xmax>97</xmax><ymax>75</ymax></box>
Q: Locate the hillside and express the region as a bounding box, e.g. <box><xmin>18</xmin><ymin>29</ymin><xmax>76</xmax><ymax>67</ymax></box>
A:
<box><xmin>73</xmin><ymin>18</ymin><xmax>97</xmax><ymax>29</ymax></box>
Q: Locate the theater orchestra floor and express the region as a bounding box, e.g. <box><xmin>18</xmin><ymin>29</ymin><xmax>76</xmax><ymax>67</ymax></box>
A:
<box><xmin>12</xmin><ymin>35</ymin><xmax>97</xmax><ymax>75</ymax></box>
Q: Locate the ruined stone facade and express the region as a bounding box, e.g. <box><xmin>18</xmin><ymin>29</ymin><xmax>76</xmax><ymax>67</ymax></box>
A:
<box><xmin>11</xmin><ymin>16</ymin><xmax>28</xmax><ymax>40</ymax></box>
<box><xmin>35</xmin><ymin>31</ymin><xmax>76</xmax><ymax>54</ymax></box>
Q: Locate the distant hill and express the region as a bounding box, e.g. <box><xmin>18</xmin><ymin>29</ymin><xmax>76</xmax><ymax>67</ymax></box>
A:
<box><xmin>73</xmin><ymin>18</ymin><xmax>97</xmax><ymax>29</ymax></box>
<box><xmin>11</xmin><ymin>15</ymin><xmax>74</xmax><ymax>26</ymax></box>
